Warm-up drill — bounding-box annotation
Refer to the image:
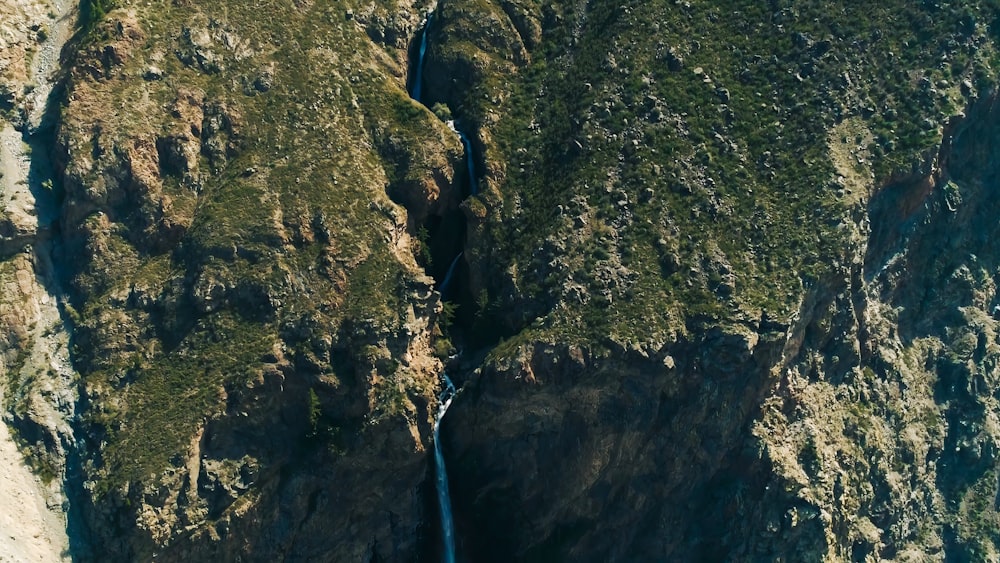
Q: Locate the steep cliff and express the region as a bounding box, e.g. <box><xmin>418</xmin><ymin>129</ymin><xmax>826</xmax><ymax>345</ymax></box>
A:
<box><xmin>7</xmin><ymin>0</ymin><xmax>1000</xmax><ymax>561</ymax></box>
<box><xmin>46</xmin><ymin>0</ymin><xmax>462</xmax><ymax>559</ymax></box>
<box><xmin>422</xmin><ymin>0</ymin><xmax>1000</xmax><ymax>561</ymax></box>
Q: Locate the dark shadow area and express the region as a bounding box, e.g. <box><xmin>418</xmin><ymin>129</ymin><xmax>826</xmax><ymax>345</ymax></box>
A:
<box><xmin>10</xmin><ymin>7</ymin><xmax>96</xmax><ymax>557</ymax></box>
<box><xmin>425</xmin><ymin>210</ymin><xmax>467</xmax><ymax>288</ymax></box>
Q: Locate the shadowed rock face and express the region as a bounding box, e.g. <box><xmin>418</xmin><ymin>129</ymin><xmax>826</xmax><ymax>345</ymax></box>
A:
<box><xmin>444</xmin><ymin>328</ymin><xmax>787</xmax><ymax>562</ymax></box>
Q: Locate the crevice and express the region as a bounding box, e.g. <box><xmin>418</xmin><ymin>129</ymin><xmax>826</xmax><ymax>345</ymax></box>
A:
<box><xmin>0</xmin><ymin>0</ymin><xmax>92</xmax><ymax>557</ymax></box>
<box><xmin>403</xmin><ymin>9</ymin><xmax>487</xmax><ymax>352</ymax></box>
<box><xmin>422</xmin><ymin>208</ymin><xmax>467</xmax><ymax>294</ymax></box>
<box><xmin>403</xmin><ymin>7</ymin><xmax>493</xmax><ymax>563</ymax></box>
<box><xmin>25</xmin><ymin>81</ymin><xmax>94</xmax><ymax>563</ymax></box>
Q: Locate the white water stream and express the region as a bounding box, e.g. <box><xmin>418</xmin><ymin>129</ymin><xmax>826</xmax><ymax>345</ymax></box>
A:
<box><xmin>433</xmin><ymin>374</ymin><xmax>458</xmax><ymax>563</ymax></box>
<box><xmin>408</xmin><ymin>12</ymin><xmax>467</xmax><ymax>562</ymax></box>
<box><xmin>411</xmin><ymin>13</ymin><xmax>432</xmax><ymax>103</ymax></box>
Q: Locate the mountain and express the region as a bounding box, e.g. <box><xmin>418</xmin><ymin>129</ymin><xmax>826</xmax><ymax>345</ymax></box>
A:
<box><xmin>2</xmin><ymin>0</ymin><xmax>1000</xmax><ymax>561</ymax></box>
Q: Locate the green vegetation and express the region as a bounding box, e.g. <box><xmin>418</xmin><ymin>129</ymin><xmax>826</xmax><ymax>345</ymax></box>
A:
<box><xmin>955</xmin><ymin>472</ymin><xmax>1000</xmax><ymax>559</ymax></box>
<box><xmin>80</xmin><ymin>0</ymin><xmax>115</xmax><ymax>29</ymax></box>
<box><xmin>83</xmin><ymin>311</ymin><xmax>273</xmax><ymax>494</ymax></box>
<box><xmin>440</xmin><ymin>300</ymin><xmax>458</xmax><ymax>328</ymax></box>
<box><xmin>62</xmin><ymin>0</ymin><xmax>451</xmax><ymax>496</ymax></box>
<box><xmin>307</xmin><ymin>388</ymin><xmax>322</xmax><ymax>437</ymax></box>
<box><xmin>431</xmin><ymin>0</ymin><xmax>1000</xmax><ymax>349</ymax></box>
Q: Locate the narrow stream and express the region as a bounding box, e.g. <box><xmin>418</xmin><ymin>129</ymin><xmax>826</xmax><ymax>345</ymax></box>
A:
<box><xmin>410</xmin><ymin>13</ymin><xmax>433</xmax><ymax>103</ymax></box>
<box><xmin>438</xmin><ymin>252</ymin><xmax>463</xmax><ymax>298</ymax></box>
<box><xmin>407</xmin><ymin>10</ymin><xmax>475</xmax><ymax>562</ymax></box>
<box><xmin>456</xmin><ymin>130</ymin><xmax>478</xmax><ymax>196</ymax></box>
<box><xmin>433</xmin><ymin>374</ymin><xmax>458</xmax><ymax>563</ymax></box>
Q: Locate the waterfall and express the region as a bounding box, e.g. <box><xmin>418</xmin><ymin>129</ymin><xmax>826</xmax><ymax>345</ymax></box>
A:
<box><xmin>411</xmin><ymin>13</ymin><xmax>433</xmax><ymax>103</ymax></box>
<box><xmin>407</xmin><ymin>12</ymin><xmax>470</xmax><ymax>562</ymax></box>
<box><xmin>457</xmin><ymin>130</ymin><xmax>478</xmax><ymax>196</ymax></box>
<box><xmin>438</xmin><ymin>252</ymin><xmax>463</xmax><ymax>297</ymax></box>
<box><xmin>434</xmin><ymin>374</ymin><xmax>458</xmax><ymax>563</ymax></box>
<box><xmin>410</xmin><ymin>11</ymin><xmax>478</xmax><ymax>199</ymax></box>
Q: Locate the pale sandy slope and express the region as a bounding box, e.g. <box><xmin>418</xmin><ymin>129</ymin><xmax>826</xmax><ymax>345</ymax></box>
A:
<box><xmin>0</xmin><ymin>0</ymin><xmax>77</xmax><ymax>560</ymax></box>
<box><xmin>0</xmin><ymin>412</ymin><xmax>69</xmax><ymax>563</ymax></box>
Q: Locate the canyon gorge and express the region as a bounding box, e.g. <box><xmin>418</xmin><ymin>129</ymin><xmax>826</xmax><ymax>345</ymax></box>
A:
<box><xmin>2</xmin><ymin>0</ymin><xmax>1000</xmax><ymax>561</ymax></box>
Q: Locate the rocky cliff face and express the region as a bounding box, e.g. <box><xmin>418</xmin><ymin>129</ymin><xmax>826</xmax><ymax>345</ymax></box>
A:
<box><xmin>40</xmin><ymin>0</ymin><xmax>461</xmax><ymax>560</ymax></box>
<box><xmin>448</xmin><ymin>91</ymin><xmax>1000</xmax><ymax>558</ymax></box>
<box><xmin>425</xmin><ymin>1</ymin><xmax>1000</xmax><ymax>562</ymax></box>
<box><xmin>6</xmin><ymin>0</ymin><xmax>1000</xmax><ymax>561</ymax></box>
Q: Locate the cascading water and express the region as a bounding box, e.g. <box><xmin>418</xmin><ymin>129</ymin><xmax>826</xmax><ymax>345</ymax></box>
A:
<box><xmin>407</xmin><ymin>9</ymin><xmax>473</xmax><ymax>562</ymax></box>
<box><xmin>457</xmin><ymin>130</ymin><xmax>478</xmax><ymax>196</ymax></box>
<box><xmin>409</xmin><ymin>12</ymin><xmax>479</xmax><ymax>201</ymax></box>
<box><xmin>434</xmin><ymin>374</ymin><xmax>458</xmax><ymax>563</ymax></box>
<box><xmin>438</xmin><ymin>252</ymin><xmax>463</xmax><ymax>297</ymax></box>
<box><xmin>411</xmin><ymin>13</ymin><xmax>433</xmax><ymax>103</ymax></box>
